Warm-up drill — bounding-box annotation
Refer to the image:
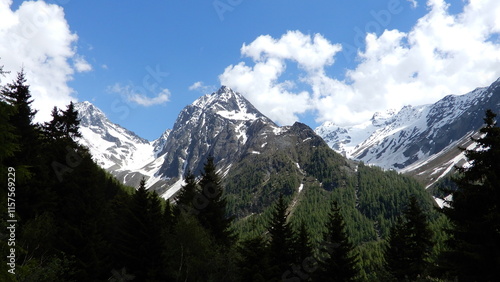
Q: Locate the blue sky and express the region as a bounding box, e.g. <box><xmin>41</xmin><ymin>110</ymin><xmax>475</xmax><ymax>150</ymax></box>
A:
<box><xmin>2</xmin><ymin>0</ymin><xmax>500</xmax><ymax>140</ymax></box>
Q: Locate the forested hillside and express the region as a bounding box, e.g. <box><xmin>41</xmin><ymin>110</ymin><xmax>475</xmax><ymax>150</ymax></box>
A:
<box><xmin>1</xmin><ymin>69</ymin><xmax>499</xmax><ymax>281</ymax></box>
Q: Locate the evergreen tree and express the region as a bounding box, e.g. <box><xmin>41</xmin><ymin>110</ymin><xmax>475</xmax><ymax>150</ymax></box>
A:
<box><xmin>384</xmin><ymin>217</ymin><xmax>409</xmax><ymax>280</ymax></box>
<box><xmin>0</xmin><ymin>101</ymin><xmax>18</xmax><ymax>163</ymax></box>
<box><xmin>1</xmin><ymin>70</ymin><xmax>43</xmax><ymax>220</ymax></box>
<box><xmin>237</xmin><ymin>236</ymin><xmax>272</xmax><ymax>282</ymax></box>
<box><xmin>119</xmin><ymin>178</ymin><xmax>165</xmax><ymax>280</ymax></box>
<box><xmin>60</xmin><ymin>101</ymin><xmax>81</xmax><ymax>140</ymax></box>
<box><xmin>43</xmin><ymin>106</ymin><xmax>64</xmax><ymax>140</ymax></box>
<box><xmin>1</xmin><ymin>70</ymin><xmax>39</xmax><ymax>163</ymax></box>
<box><xmin>385</xmin><ymin>196</ymin><xmax>434</xmax><ymax>280</ymax></box>
<box><xmin>174</xmin><ymin>170</ymin><xmax>199</xmax><ymax>216</ymax></box>
<box><xmin>55</xmin><ymin>153</ymin><xmax>113</xmax><ymax>279</ymax></box>
<box><xmin>441</xmin><ymin>110</ymin><xmax>500</xmax><ymax>281</ymax></box>
<box><xmin>316</xmin><ymin>200</ymin><xmax>359</xmax><ymax>282</ymax></box>
<box><xmin>163</xmin><ymin>199</ymin><xmax>175</xmax><ymax>233</ymax></box>
<box><xmin>294</xmin><ymin>221</ymin><xmax>314</xmax><ymax>264</ymax></box>
<box><xmin>197</xmin><ymin>156</ymin><xmax>235</xmax><ymax>247</ymax></box>
<box><xmin>146</xmin><ymin>190</ymin><xmax>167</xmax><ymax>280</ymax></box>
<box><xmin>403</xmin><ymin>196</ymin><xmax>434</xmax><ymax>278</ymax></box>
<box><xmin>267</xmin><ymin>194</ymin><xmax>296</xmax><ymax>279</ymax></box>
<box><xmin>0</xmin><ymin>62</ymin><xmax>8</xmax><ymax>80</ymax></box>
<box><xmin>43</xmin><ymin>102</ymin><xmax>81</xmax><ymax>143</ymax></box>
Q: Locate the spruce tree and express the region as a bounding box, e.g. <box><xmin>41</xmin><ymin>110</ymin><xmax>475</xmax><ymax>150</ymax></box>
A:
<box><xmin>294</xmin><ymin>221</ymin><xmax>314</xmax><ymax>264</ymax></box>
<box><xmin>1</xmin><ymin>70</ymin><xmax>43</xmax><ymax>220</ymax></box>
<box><xmin>163</xmin><ymin>200</ymin><xmax>175</xmax><ymax>233</ymax></box>
<box><xmin>0</xmin><ymin>101</ymin><xmax>18</xmax><ymax>164</ymax></box>
<box><xmin>1</xmin><ymin>70</ymin><xmax>39</xmax><ymax>162</ymax></box>
<box><xmin>43</xmin><ymin>106</ymin><xmax>64</xmax><ymax>140</ymax></box>
<box><xmin>385</xmin><ymin>196</ymin><xmax>434</xmax><ymax>280</ymax></box>
<box><xmin>441</xmin><ymin>109</ymin><xmax>500</xmax><ymax>281</ymax></box>
<box><xmin>119</xmin><ymin>178</ymin><xmax>164</xmax><ymax>280</ymax></box>
<box><xmin>174</xmin><ymin>170</ymin><xmax>199</xmax><ymax>216</ymax></box>
<box><xmin>60</xmin><ymin>101</ymin><xmax>82</xmax><ymax>140</ymax></box>
<box><xmin>197</xmin><ymin>156</ymin><xmax>235</xmax><ymax>247</ymax></box>
<box><xmin>316</xmin><ymin>200</ymin><xmax>359</xmax><ymax>282</ymax></box>
<box><xmin>43</xmin><ymin>102</ymin><xmax>81</xmax><ymax>143</ymax></box>
<box><xmin>267</xmin><ymin>194</ymin><xmax>296</xmax><ymax>279</ymax></box>
<box><xmin>384</xmin><ymin>217</ymin><xmax>409</xmax><ymax>280</ymax></box>
<box><xmin>237</xmin><ymin>236</ymin><xmax>272</xmax><ymax>282</ymax></box>
<box><xmin>403</xmin><ymin>196</ymin><xmax>434</xmax><ymax>278</ymax></box>
<box><xmin>146</xmin><ymin>190</ymin><xmax>167</xmax><ymax>280</ymax></box>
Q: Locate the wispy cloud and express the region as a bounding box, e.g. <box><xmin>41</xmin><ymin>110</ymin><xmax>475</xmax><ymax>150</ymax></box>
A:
<box><xmin>109</xmin><ymin>83</ymin><xmax>170</xmax><ymax>106</ymax></box>
<box><xmin>407</xmin><ymin>0</ymin><xmax>418</xmax><ymax>9</ymax></box>
<box><xmin>188</xmin><ymin>81</ymin><xmax>215</xmax><ymax>93</ymax></box>
<box><xmin>74</xmin><ymin>55</ymin><xmax>92</xmax><ymax>72</ymax></box>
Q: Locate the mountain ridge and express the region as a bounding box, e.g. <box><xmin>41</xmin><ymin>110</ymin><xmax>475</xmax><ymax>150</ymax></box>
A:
<box><xmin>315</xmin><ymin>77</ymin><xmax>500</xmax><ymax>186</ymax></box>
<box><xmin>76</xmin><ymin>78</ymin><xmax>500</xmax><ymax>196</ymax></box>
<box><xmin>76</xmin><ymin>86</ymin><xmax>294</xmax><ymax>197</ymax></box>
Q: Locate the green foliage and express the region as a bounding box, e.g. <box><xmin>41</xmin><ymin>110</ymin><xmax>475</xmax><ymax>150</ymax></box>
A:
<box><xmin>197</xmin><ymin>156</ymin><xmax>236</xmax><ymax>247</ymax></box>
<box><xmin>316</xmin><ymin>200</ymin><xmax>359</xmax><ymax>281</ymax></box>
<box><xmin>385</xmin><ymin>196</ymin><xmax>435</xmax><ymax>280</ymax></box>
<box><xmin>266</xmin><ymin>194</ymin><xmax>296</xmax><ymax>278</ymax></box>
<box><xmin>357</xmin><ymin>241</ymin><xmax>389</xmax><ymax>281</ymax></box>
<box><xmin>43</xmin><ymin>102</ymin><xmax>82</xmax><ymax>142</ymax></box>
<box><xmin>174</xmin><ymin>170</ymin><xmax>198</xmax><ymax>214</ymax></box>
<box><xmin>0</xmin><ymin>101</ymin><xmax>18</xmax><ymax>163</ymax></box>
<box><xmin>440</xmin><ymin>110</ymin><xmax>500</xmax><ymax>281</ymax></box>
<box><xmin>118</xmin><ymin>178</ymin><xmax>167</xmax><ymax>280</ymax></box>
<box><xmin>225</xmin><ymin>152</ymin><xmax>301</xmax><ymax>218</ymax></box>
<box><xmin>237</xmin><ymin>236</ymin><xmax>272</xmax><ymax>282</ymax></box>
<box><xmin>15</xmin><ymin>253</ymin><xmax>77</xmax><ymax>282</ymax></box>
<box><xmin>300</xmin><ymin>145</ymin><xmax>350</xmax><ymax>191</ymax></box>
<box><xmin>294</xmin><ymin>221</ymin><xmax>314</xmax><ymax>264</ymax></box>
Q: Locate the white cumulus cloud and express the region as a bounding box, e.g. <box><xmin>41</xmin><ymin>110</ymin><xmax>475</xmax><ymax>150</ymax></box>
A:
<box><xmin>220</xmin><ymin>31</ymin><xmax>342</xmax><ymax>125</ymax></box>
<box><xmin>0</xmin><ymin>0</ymin><xmax>91</xmax><ymax>122</ymax></box>
<box><xmin>220</xmin><ymin>0</ymin><xmax>500</xmax><ymax>127</ymax></box>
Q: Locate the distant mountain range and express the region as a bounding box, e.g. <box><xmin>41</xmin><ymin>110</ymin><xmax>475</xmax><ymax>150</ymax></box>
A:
<box><xmin>75</xmin><ymin>78</ymin><xmax>500</xmax><ymax>199</ymax></box>
<box><xmin>316</xmin><ymin>78</ymin><xmax>500</xmax><ymax>187</ymax></box>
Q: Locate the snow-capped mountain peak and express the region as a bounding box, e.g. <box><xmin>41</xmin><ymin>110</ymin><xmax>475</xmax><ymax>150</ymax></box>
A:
<box><xmin>76</xmin><ymin>101</ymin><xmax>109</xmax><ymax>127</ymax></box>
<box><xmin>75</xmin><ymin>101</ymin><xmax>163</xmax><ymax>188</ymax></box>
<box><xmin>316</xmin><ymin>77</ymin><xmax>500</xmax><ymax>186</ymax></box>
<box><xmin>370</xmin><ymin>108</ymin><xmax>397</xmax><ymax>127</ymax></box>
<box><xmin>192</xmin><ymin>85</ymin><xmax>263</xmax><ymax>121</ymax></box>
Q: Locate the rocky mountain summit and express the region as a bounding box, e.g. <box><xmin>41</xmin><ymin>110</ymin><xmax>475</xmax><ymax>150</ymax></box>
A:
<box><xmin>76</xmin><ymin>86</ymin><xmax>326</xmax><ymax>198</ymax></box>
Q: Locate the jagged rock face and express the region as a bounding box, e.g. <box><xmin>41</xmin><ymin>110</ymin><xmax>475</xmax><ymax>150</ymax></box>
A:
<box><xmin>316</xmin><ymin>78</ymin><xmax>500</xmax><ymax>185</ymax></box>
<box><xmin>156</xmin><ymin>86</ymin><xmax>278</xmax><ymax>178</ymax></box>
<box><xmin>76</xmin><ymin>86</ymin><xmax>330</xmax><ymax>198</ymax></box>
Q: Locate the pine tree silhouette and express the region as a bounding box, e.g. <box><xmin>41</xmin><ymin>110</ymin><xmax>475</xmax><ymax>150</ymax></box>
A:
<box><xmin>441</xmin><ymin>110</ymin><xmax>500</xmax><ymax>281</ymax></box>
<box><xmin>316</xmin><ymin>200</ymin><xmax>359</xmax><ymax>282</ymax></box>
